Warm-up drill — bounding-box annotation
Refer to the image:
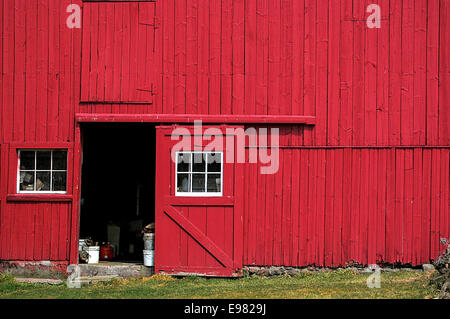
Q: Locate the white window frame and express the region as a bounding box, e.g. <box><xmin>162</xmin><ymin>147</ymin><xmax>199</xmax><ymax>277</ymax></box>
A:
<box><xmin>17</xmin><ymin>149</ymin><xmax>68</xmax><ymax>194</ymax></box>
<box><xmin>175</xmin><ymin>151</ymin><xmax>223</xmax><ymax>197</ymax></box>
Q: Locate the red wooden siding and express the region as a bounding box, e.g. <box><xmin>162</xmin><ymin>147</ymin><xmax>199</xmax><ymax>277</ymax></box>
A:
<box><xmin>81</xmin><ymin>1</ymin><xmax>156</xmax><ymax>104</ymax></box>
<box><xmin>75</xmin><ymin>0</ymin><xmax>449</xmax><ymax>149</ymax></box>
<box><xmin>243</xmin><ymin>144</ymin><xmax>450</xmax><ymax>267</ymax></box>
<box><xmin>0</xmin><ymin>0</ymin><xmax>448</xmax><ymax>269</ymax></box>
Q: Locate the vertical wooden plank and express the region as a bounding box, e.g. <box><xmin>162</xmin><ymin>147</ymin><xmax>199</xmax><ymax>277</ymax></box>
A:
<box><xmin>281</xmin><ymin>148</ymin><xmax>292</xmax><ymax>265</ymax></box>
<box><xmin>0</xmin><ymin>0</ymin><xmax>3</xmax><ymax>143</ymax></box>
<box><xmin>13</xmin><ymin>0</ymin><xmax>26</xmax><ymax>142</ymax></box>
<box><xmin>388</xmin><ymin>0</ymin><xmax>402</xmax><ymax>145</ymax></box>
<box><xmin>197</xmin><ymin>0</ymin><xmax>209</xmax><ymax>114</ymax></box>
<box><xmin>186</xmin><ymin>0</ymin><xmax>198</xmax><ymax>114</ymax></box>
<box><xmin>2</xmin><ymin>0</ymin><xmax>14</xmax><ymax>142</ymax></box>
<box><xmin>404</xmin><ymin>149</ymin><xmax>414</xmax><ymax>263</ymax></box>
<box><xmin>267</xmin><ymin>0</ymin><xmax>281</xmax><ymax>116</ymax></box>
<box><xmin>413</xmin><ymin>0</ymin><xmax>427</xmax><ymax>145</ymax></box>
<box><xmin>364</xmin><ymin>0</ymin><xmax>377</xmax><ymax>146</ymax></box>
<box><xmin>234</xmin><ymin>149</ymin><xmax>245</xmax><ymax>270</ymax></box>
<box><xmin>24</xmin><ymin>203</ymin><xmax>34</xmax><ymax>260</ymax></box>
<box><xmin>80</xmin><ymin>2</ymin><xmax>91</xmax><ymax>102</ymax></box>
<box><xmin>298</xmin><ymin>149</ymin><xmax>309</xmax><ymax>266</ymax></box>
<box><xmin>209</xmin><ymin>0</ymin><xmax>221</xmax><ymax>115</ymax></box>
<box><xmin>421</xmin><ymin>149</ymin><xmax>432</xmax><ymax>263</ymax></box>
<box><xmin>306</xmin><ymin>149</ymin><xmax>317</xmax><ymax>265</ymax></box>
<box><xmin>88</xmin><ymin>3</ymin><xmax>99</xmax><ymax>102</ymax></box>
<box><xmin>59</xmin><ymin>0</ymin><xmax>73</xmax><ymax>142</ymax></box>
<box><xmin>333</xmin><ymin>149</ymin><xmax>343</xmax><ymax>266</ymax></box>
<box><xmin>352</xmin><ymin>0</ymin><xmax>365</xmax><ymax>146</ymax></box>
<box><xmin>316</xmin><ymin>149</ymin><xmax>326</xmax><ymax>265</ymax></box>
<box><xmin>112</xmin><ymin>3</ymin><xmax>123</xmax><ymax>102</ymax></box>
<box><xmin>324</xmin><ymin>150</ymin><xmax>335</xmax><ymax>266</ymax></box>
<box><xmin>25</xmin><ymin>0</ymin><xmax>37</xmax><ymax>142</ymax></box>
<box><xmin>247</xmin><ymin>161</ymin><xmax>258</xmax><ymax>265</ymax></box>
<box><xmin>272</xmin><ymin>145</ymin><xmax>283</xmax><ymax>265</ymax></box>
<box><xmin>174</xmin><ymin>0</ymin><xmax>186</xmax><ymax>114</ymax></box>
<box><xmin>385</xmin><ymin>147</ymin><xmax>396</xmax><ymax>263</ymax></box>
<box><xmin>178</xmin><ymin>206</ymin><xmax>188</xmax><ymax>267</ymax></box>
<box><xmin>291</xmin><ymin>0</ymin><xmax>304</xmax><ymax>116</ymax></box>
<box><xmin>400</xmin><ymin>0</ymin><xmax>414</xmax><ymax>146</ymax></box>
<box><xmin>426</xmin><ymin>0</ymin><xmax>439</xmax><ymax>146</ymax></box>
<box><xmin>303</xmin><ymin>0</ymin><xmax>316</xmax><ymax>145</ymax></box>
<box><xmin>0</xmin><ymin>147</ymin><xmax>8</xmax><ymax>258</ymax></box>
<box><xmin>104</xmin><ymin>3</ymin><xmax>115</xmax><ymax>102</ymax></box>
<box><xmin>430</xmin><ymin>149</ymin><xmax>441</xmax><ymax>259</ymax></box>
<box><xmin>376</xmin><ymin>0</ymin><xmax>390</xmax><ymax>146</ymax></box>
<box><xmin>255</xmin><ymin>0</ymin><xmax>268</xmax><ymax>116</ymax></box>
<box><xmin>327</xmin><ymin>0</ymin><xmax>340</xmax><ymax>145</ymax></box>
<box><xmin>279</xmin><ymin>0</ymin><xmax>292</xmax><ymax>116</ymax></box>
<box><xmin>412</xmin><ymin>148</ymin><xmax>423</xmax><ymax>264</ymax></box>
<box><xmin>367</xmin><ymin>149</ymin><xmax>378</xmax><ymax>264</ymax></box>
<box><xmin>244</xmin><ymin>0</ymin><xmax>256</xmax><ymax>115</ymax></box>
<box><xmin>438</xmin><ymin>0</ymin><xmax>449</xmax><ymax>146</ymax></box>
<box><xmin>291</xmin><ymin>148</ymin><xmax>301</xmax><ymax>266</ymax></box>
<box><xmin>341</xmin><ymin>148</ymin><xmax>353</xmax><ymax>264</ymax></box>
<box><xmin>120</xmin><ymin>3</ymin><xmax>130</xmax><ymax>104</ymax></box>
<box><xmin>69</xmin><ymin>125</ymin><xmax>80</xmax><ymax>263</ymax></box>
<box><xmin>255</xmin><ymin>153</ymin><xmax>266</xmax><ymax>264</ymax></box>
<box><xmin>47</xmin><ymin>0</ymin><xmax>60</xmax><ymax>141</ymax></box>
<box><xmin>340</xmin><ymin>0</ymin><xmax>354</xmax><ymax>146</ymax></box>
<box><xmin>264</xmin><ymin>131</ymin><xmax>274</xmax><ymax>265</ymax></box>
<box><xmin>221</xmin><ymin>0</ymin><xmax>232</xmax><ymax>115</ymax></box>
<box><xmin>376</xmin><ymin>149</ymin><xmax>387</xmax><ymax>263</ymax></box>
<box><xmin>439</xmin><ymin>149</ymin><xmax>449</xmax><ymax>252</ymax></box>
<box><xmin>232</xmin><ymin>0</ymin><xmax>244</xmax><ymax>115</ymax></box>
<box><xmin>128</xmin><ymin>2</ymin><xmax>139</xmax><ymax>104</ymax></box>
<box><xmin>395</xmin><ymin>149</ymin><xmax>405</xmax><ymax>262</ymax></box>
<box><xmin>143</xmin><ymin>2</ymin><xmax>155</xmax><ymax>106</ymax></box>
<box><xmin>315</xmin><ymin>0</ymin><xmax>328</xmax><ymax>146</ymax></box>
<box><xmin>359</xmin><ymin>149</ymin><xmax>369</xmax><ymax>265</ymax></box>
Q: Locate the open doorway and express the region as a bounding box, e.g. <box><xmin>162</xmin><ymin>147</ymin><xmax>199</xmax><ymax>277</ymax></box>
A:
<box><xmin>79</xmin><ymin>124</ymin><xmax>156</xmax><ymax>263</ymax></box>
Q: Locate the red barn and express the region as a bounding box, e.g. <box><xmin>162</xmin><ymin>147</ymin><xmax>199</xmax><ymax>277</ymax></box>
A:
<box><xmin>0</xmin><ymin>0</ymin><xmax>449</xmax><ymax>277</ymax></box>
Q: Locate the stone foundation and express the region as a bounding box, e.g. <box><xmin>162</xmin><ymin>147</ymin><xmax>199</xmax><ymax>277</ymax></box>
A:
<box><xmin>0</xmin><ymin>261</ymin><xmax>68</xmax><ymax>279</ymax></box>
<box><xmin>242</xmin><ymin>265</ymin><xmax>418</xmax><ymax>277</ymax></box>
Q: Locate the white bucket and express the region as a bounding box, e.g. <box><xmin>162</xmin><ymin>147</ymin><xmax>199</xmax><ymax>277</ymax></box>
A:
<box><xmin>143</xmin><ymin>233</ymin><xmax>155</xmax><ymax>250</ymax></box>
<box><xmin>87</xmin><ymin>246</ymin><xmax>100</xmax><ymax>264</ymax></box>
<box><xmin>143</xmin><ymin>250</ymin><xmax>154</xmax><ymax>267</ymax></box>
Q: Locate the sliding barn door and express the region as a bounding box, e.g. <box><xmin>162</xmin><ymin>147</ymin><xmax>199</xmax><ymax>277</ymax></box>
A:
<box><xmin>155</xmin><ymin>126</ymin><xmax>244</xmax><ymax>277</ymax></box>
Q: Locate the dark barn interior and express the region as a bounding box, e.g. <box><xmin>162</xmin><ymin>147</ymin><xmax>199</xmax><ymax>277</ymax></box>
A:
<box><xmin>79</xmin><ymin>124</ymin><xmax>156</xmax><ymax>262</ymax></box>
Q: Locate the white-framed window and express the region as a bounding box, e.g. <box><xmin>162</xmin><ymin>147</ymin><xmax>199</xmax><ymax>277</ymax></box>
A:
<box><xmin>175</xmin><ymin>151</ymin><xmax>223</xmax><ymax>197</ymax></box>
<box><xmin>17</xmin><ymin>150</ymin><xmax>68</xmax><ymax>194</ymax></box>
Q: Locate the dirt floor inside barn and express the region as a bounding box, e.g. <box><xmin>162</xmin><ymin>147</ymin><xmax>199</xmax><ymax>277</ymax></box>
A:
<box><xmin>0</xmin><ymin>270</ymin><xmax>441</xmax><ymax>299</ymax></box>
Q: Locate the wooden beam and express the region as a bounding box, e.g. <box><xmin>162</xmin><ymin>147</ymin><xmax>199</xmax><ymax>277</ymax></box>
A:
<box><xmin>75</xmin><ymin>113</ymin><xmax>316</xmax><ymax>125</ymax></box>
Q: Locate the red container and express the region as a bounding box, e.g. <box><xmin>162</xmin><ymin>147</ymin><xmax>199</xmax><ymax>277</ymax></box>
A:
<box><xmin>100</xmin><ymin>243</ymin><xmax>114</xmax><ymax>261</ymax></box>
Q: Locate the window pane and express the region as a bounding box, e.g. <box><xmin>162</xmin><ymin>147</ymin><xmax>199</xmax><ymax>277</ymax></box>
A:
<box><xmin>52</xmin><ymin>151</ymin><xmax>67</xmax><ymax>170</ymax></box>
<box><xmin>177</xmin><ymin>153</ymin><xmax>191</xmax><ymax>172</ymax></box>
<box><xmin>20</xmin><ymin>151</ymin><xmax>35</xmax><ymax>170</ymax></box>
<box><xmin>177</xmin><ymin>174</ymin><xmax>190</xmax><ymax>192</ymax></box>
<box><xmin>207</xmin><ymin>174</ymin><xmax>221</xmax><ymax>192</ymax></box>
<box><xmin>36</xmin><ymin>151</ymin><xmax>51</xmax><ymax>170</ymax></box>
<box><xmin>207</xmin><ymin>153</ymin><xmax>222</xmax><ymax>172</ymax></box>
<box><xmin>20</xmin><ymin>171</ymin><xmax>35</xmax><ymax>191</ymax></box>
<box><xmin>192</xmin><ymin>153</ymin><xmax>206</xmax><ymax>172</ymax></box>
<box><xmin>36</xmin><ymin>172</ymin><xmax>51</xmax><ymax>191</ymax></box>
<box><xmin>192</xmin><ymin>174</ymin><xmax>206</xmax><ymax>192</ymax></box>
<box><xmin>52</xmin><ymin>172</ymin><xmax>67</xmax><ymax>192</ymax></box>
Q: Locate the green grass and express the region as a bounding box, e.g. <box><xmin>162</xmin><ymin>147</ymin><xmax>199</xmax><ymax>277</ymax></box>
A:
<box><xmin>0</xmin><ymin>270</ymin><xmax>439</xmax><ymax>299</ymax></box>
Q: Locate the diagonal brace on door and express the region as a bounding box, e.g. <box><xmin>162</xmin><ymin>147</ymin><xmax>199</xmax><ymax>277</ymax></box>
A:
<box><xmin>163</xmin><ymin>205</ymin><xmax>234</xmax><ymax>269</ymax></box>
